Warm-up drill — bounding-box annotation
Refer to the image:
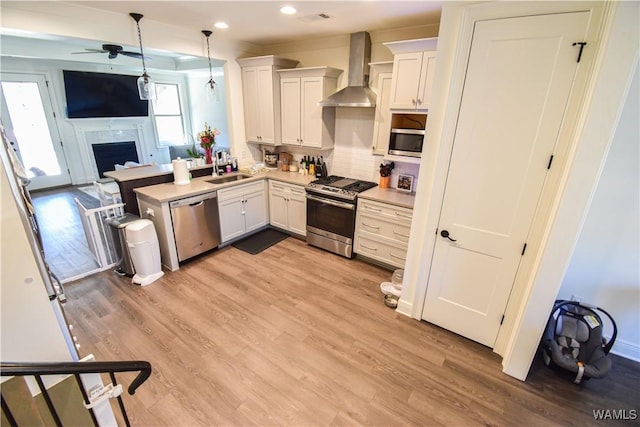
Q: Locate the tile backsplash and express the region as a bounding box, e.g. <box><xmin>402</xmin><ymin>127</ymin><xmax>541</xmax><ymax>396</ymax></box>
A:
<box><xmin>329</xmin><ymin>108</ymin><xmax>420</xmax><ymax>191</ymax></box>
<box><xmin>327</xmin><ymin>108</ymin><xmax>377</xmax><ymax>181</ymax></box>
<box><xmin>260</xmin><ymin>107</ymin><xmax>421</xmax><ymax>192</ymax></box>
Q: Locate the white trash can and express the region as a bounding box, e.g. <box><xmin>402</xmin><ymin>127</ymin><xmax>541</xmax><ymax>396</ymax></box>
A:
<box><xmin>125</xmin><ymin>219</ymin><xmax>164</xmax><ymax>286</ymax></box>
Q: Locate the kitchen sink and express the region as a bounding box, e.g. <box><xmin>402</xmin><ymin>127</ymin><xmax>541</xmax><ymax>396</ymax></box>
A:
<box><xmin>205</xmin><ymin>173</ymin><xmax>252</xmax><ymax>184</ymax></box>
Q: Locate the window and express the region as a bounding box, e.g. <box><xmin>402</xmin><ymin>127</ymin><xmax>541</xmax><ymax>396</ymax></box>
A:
<box><xmin>153</xmin><ymin>83</ymin><xmax>185</xmax><ymax>146</ymax></box>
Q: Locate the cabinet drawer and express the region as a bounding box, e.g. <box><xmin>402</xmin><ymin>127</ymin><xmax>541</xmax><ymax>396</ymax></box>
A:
<box><xmin>355</xmin><ymin>235</ymin><xmax>408</xmax><ymax>269</ymax></box>
<box><xmin>269</xmin><ymin>180</ymin><xmax>305</xmax><ymax>196</ymax></box>
<box><xmin>218</xmin><ymin>180</ymin><xmax>265</xmax><ymax>202</ymax></box>
<box><xmin>356</xmin><ymin>215</ymin><xmax>411</xmax><ymax>245</ymax></box>
<box><xmin>358</xmin><ymin>199</ymin><xmax>413</xmax><ymax>224</ymax></box>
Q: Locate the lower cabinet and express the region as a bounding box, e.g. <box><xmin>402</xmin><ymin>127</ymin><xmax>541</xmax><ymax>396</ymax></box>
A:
<box><xmin>218</xmin><ymin>181</ymin><xmax>268</xmax><ymax>243</ymax></box>
<box><xmin>268</xmin><ymin>180</ymin><xmax>306</xmax><ymax>236</ymax></box>
<box><xmin>354</xmin><ymin>198</ymin><xmax>413</xmax><ymax>268</ymax></box>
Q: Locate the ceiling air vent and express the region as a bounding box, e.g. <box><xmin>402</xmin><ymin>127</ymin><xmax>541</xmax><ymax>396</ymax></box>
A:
<box><xmin>298</xmin><ymin>13</ymin><xmax>331</xmax><ymax>23</ymax></box>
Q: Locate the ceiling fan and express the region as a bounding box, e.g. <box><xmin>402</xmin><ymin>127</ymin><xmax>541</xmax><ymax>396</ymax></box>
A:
<box><xmin>72</xmin><ymin>44</ymin><xmax>148</xmax><ymax>60</ymax></box>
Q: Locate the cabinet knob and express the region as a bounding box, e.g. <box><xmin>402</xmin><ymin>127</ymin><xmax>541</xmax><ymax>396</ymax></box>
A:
<box><xmin>417</xmin><ymin>99</ymin><xmax>422</xmax><ymax>105</ymax></box>
<box><xmin>412</xmin><ymin>99</ymin><xmax>416</xmax><ymax>105</ymax></box>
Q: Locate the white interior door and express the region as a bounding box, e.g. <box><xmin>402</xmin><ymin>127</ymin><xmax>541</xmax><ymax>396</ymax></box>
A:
<box><xmin>0</xmin><ymin>73</ymin><xmax>70</xmax><ymax>190</ymax></box>
<box><xmin>422</xmin><ymin>12</ymin><xmax>590</xmax><ymax>347</ymax></box>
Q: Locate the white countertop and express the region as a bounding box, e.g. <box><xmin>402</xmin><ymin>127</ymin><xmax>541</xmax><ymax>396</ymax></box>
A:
<box><xmin>134</xmin><ymin>170</ymin><xmax>316</xmax><ymax>204</ymax></box>
<box><xmin>104</xmin><ymin>163</ymin><xmax>214</xmax><ymax>182</ymax></box>
<box><xmin>358</xmin><ymin>187</ymin><xmax>416</xmax><ymax>209</ymax></box>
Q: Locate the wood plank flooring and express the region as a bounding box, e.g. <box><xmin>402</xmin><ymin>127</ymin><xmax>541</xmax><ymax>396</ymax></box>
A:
<box><xmin>63</xmin><ymin>237</ymin><xmax>640</xmax><ymax>426</ymax></box>
<box><xmin>31</xmin><ymin>186</ymin><xmax>101</xmax><ymax>281</ymax></box>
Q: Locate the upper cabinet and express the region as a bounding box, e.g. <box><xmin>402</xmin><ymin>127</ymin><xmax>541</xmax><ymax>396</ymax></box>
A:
<box><xmin>237</xmin><ymin>56</ymin><xmax>299</xmax><ymax>145</ymax></box>
<box><xmin>278</xmin><ymin>67</ymin><xmax>343</xmax><ymax>150</ymax></box>
<box><xmin>384</xmin><ymin>38</ymin><xmax>438</xmax><ymax>111</ymax></box>
<box><xmin>369</xmin><ymin>62</ymin><xmax>394</xmax><ymax>155</ymax></box>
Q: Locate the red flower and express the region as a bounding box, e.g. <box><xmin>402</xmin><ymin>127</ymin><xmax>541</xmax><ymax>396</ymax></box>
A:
<box><xmin>197</xmin><ymin>122</ymin><xmax>220</xmax><ymax>150</ymax></box>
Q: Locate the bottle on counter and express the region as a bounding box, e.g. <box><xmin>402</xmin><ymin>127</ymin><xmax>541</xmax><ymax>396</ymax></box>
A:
<box><xmin>309</xmin><ymin>157</ymin><xmax>316</xmax><ymax>176</ymax></box>
<box><xmin>315</xmin><ymin>157</ymin><xmax>322</xmax><ymax>178</ymax></box>
<box><xmin>320</xmin><ymin>156</ymin><xmax>328</xmax><ymax>178</ymax></box>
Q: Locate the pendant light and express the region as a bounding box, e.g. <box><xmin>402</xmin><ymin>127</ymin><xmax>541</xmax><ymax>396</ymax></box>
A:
<box><xmin>130</xmin><ymin>12</ymin><xmax>156</xmax><ymax>100</ymax></box>
<box><xmin>202</xmin><ymin>30</ymin><xmax>216</xmax><ymax>95</ymax></box>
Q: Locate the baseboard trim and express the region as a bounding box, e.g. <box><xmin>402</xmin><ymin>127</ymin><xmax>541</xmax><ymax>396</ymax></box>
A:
<box><xmin>610</xmin><ymin>338</ymin><xmax>640</xmax><ymax>363</ymax></box>
<box><xmin>396</xmin><ymin>298</ymin><xmax>413</xmax><ymax>317</ymax></box>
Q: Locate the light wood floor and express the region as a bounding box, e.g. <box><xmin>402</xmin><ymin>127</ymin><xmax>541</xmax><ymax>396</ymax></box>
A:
<box><xmin>31</xmin><ymin>186</ymin><xmax>101</xmax><ymax>281</ymax></box>
<box><xmin>64</xmin><ymin>237</ymin><xmax>639</xmax><ymax>426</ymax></box>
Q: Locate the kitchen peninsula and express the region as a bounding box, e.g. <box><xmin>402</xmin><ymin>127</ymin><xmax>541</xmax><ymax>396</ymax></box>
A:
<box><xmin>104</xmin><ymin>163</ymin><xmax>216</xmax><ymax>215</ymax></box>
<box><xmin>134</xmin><ymin>170</ymin><xmax>315</xmax><ymax>272</ymax></box>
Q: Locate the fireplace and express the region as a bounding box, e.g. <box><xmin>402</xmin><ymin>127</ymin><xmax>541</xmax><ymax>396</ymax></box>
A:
<box><xmin>91</xmin><ymin>141</ymin><xmax>138</xmax><ymax>177</ymax></box>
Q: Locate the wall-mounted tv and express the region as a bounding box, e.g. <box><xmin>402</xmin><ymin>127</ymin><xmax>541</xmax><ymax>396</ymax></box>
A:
<box><xmin>63</xmin><ymin>70</ymin><xmax>149</xmax><ymax>119</ymax></box>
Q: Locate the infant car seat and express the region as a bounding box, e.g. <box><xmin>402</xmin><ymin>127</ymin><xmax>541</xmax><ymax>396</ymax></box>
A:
<box><xmin>541</xmin><ymin>300</ymin><xmax>617</xmax><ymax>384</ymax></box>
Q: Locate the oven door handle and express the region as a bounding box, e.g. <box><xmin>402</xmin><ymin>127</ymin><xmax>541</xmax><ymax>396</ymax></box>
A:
<box><xmin>305</xmin><ymin>194</ymin><xmax>355</xmax><ymax>211</ymax></box>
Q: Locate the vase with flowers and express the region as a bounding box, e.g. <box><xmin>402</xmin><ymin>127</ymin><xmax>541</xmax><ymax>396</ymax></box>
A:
<box><xmin>197</xmin><ymin>122</ymin><xmax>220</xmax><ymax>164</ymax></box>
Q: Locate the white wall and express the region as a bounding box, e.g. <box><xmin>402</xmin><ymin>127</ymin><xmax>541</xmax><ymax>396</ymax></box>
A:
<box><xmin>1</xmin><ymin>150</ymin><xmax>76</xmax><ymax>367</ymax></box>
<box><xmin>558</xmin><ymin>67</ymin><xmax>639</xmax><ymax>361</ymax></box>
<box><xmin>186</xmin><ymin>70</ymin><xmax>230</xmax><ymax>150</ymax></box>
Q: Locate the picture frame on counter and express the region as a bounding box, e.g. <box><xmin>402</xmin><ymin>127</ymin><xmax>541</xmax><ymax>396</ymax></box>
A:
<box><xmin>397</xmin><ymin>174</ymin><xmax>414</xmax><ymax>193</ymax></box>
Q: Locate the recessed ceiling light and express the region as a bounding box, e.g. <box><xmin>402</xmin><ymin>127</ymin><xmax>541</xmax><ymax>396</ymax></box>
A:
<box><xmin>280</xmin><ymin>6</ymin><xmax>297</xmax><ymax>15</ymax></box>
<box><xmin>214</xmin><ymin>22</ymin><xmax>229</xmax><ymax>29</ymax></box>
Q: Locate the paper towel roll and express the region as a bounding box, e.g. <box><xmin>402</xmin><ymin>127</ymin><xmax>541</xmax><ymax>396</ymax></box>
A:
<box><xmin>172</xmin><ymin>158</ymin><xmax>190</xmax><ymax>185</ymax></box>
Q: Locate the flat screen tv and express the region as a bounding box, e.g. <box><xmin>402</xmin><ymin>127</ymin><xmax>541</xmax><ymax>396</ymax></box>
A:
<box><xmin>63</xmin><ymin>70</ymin><xmax>149</xmax><ymax>118</ymax></box>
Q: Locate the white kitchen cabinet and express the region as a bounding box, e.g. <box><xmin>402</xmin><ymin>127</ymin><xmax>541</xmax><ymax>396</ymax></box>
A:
<box><xmin>237</xmin><ymin>56</ymin><xmax>298</xmax><ymax>145</ymax></box>
<box><xmin>370</xmin><ymin>62</ymin><xmax>394</xmax><ymax>155</ymax></box>
<box><xmin>354</xmin><ymin>198</ymin><xmax>413</xmax><ymax>268</ymax></box>
<box><xmin>278</xmin><ymin>67</ymin><xmax>342</xmax><ymax>149</ymax></box>
<box><xmin>384</xmin><ymin>37</ymin><xmax>438</xmax><ymax>111</ymax></box>
<box><xmin>389</xmin><ymin>51</ymin><xmax>437</xmax><ymax>110</ymax></box>
<box><xmin>218</xmin><ymin>181</ymin><xmax>268</xmax><ymax>243</ymax></box>
<box><xmin>268</xmin><ymin>180</ymin><xmax>306</xmax><ymax>236</ymax></box>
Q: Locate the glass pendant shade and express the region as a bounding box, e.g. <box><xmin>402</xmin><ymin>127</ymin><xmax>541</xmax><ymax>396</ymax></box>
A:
<box><xmin>130</xmin><ymin>13</ymin><xmax>155</xmax><ymax>100</ymax></box>
<box><xmin>137</xmin><ymin>72</ymin><xmax>156</xmax><ymax>100</ymax></box>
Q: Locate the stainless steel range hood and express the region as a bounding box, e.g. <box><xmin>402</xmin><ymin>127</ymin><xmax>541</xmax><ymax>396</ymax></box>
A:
<box><xmin>318</xmin><ymin>32</ymin><xmax>377</xmax><ymax>108</ymax></box>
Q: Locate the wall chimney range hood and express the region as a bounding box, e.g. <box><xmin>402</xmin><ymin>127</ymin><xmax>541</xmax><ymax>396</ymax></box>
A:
<box><xmin>318</xmin><ymin>32</ymin><xmax>377</xmax><ymax>108</ymax></box>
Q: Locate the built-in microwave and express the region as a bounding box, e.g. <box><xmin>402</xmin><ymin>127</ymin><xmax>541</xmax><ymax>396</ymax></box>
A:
<box><xmin>388</xmin><ymin>128</ymin><xmax>425</xmax><ymax>158</ymax></box>
<box><xmin>388</xmin><ymin>113</ymin><xmax>426</xmax><ymax>158</ymax></box>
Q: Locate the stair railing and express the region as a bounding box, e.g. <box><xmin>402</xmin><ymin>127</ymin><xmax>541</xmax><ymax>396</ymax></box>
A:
<box><xmin>1</xmin><ymin>360</ymin><xmax>151</xmax><ymax>427</ymax></box>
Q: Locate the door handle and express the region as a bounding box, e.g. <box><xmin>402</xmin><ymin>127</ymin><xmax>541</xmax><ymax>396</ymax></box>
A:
<box><xmin>440</xmin><ymin>230</ymin><xmax>457</xmax><ymax>242</ymax></box>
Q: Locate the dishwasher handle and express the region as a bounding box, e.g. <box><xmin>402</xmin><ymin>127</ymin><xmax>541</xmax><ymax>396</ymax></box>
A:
<box><xmin>169</xmin><ymin>191</ymin><xmax>217</xmax><ymax>208</ymax></box>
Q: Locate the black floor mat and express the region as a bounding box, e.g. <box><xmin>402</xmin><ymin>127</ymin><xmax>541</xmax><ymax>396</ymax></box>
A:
<box><xmin>231</xmin><ymin>228</ymin><xmax>289</xmax><ymax>254</ymax></box>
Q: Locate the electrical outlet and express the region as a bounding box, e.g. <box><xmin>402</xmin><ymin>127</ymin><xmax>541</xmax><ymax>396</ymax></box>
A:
<box><xmin>571</xmin><ymin>294</ymin><xmax>583</xmax><ymax>303</ymax></box>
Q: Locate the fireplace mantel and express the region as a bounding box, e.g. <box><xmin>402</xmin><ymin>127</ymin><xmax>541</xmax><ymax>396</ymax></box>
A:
<box><xmin>72</xmin><ymin>121</ymin><xmax>149</xmax><ymax>183</ymax></box>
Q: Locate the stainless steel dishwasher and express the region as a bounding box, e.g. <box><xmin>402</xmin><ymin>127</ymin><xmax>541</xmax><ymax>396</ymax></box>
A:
<box><xmin>170</xmin><ymin>191</ymin><xmax>220</xmax><ymax>261</ymax></box>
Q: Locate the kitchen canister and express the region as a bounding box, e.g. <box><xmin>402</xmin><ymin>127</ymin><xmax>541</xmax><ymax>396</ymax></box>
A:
<box><xmin>172</xmin><ymin>158</ymin><xmax>190</xmax><ymax>185</ymax></box>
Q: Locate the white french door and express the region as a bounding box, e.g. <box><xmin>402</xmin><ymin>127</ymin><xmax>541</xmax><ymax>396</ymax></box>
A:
<box><xmin>0</xmin><ymin>73</ymin><xmax>70</xmax><ymax>190</ymax></box>
<box><xmin>422</xmin><ymin>12</ymin><xmax>590</xmax><ymax>347</ymax></box>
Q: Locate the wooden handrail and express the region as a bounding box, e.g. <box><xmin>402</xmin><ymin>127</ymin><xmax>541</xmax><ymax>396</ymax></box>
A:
<box><xmin>1</xmin><ymin>360</ymin><xmax>152</xmax><ymax>395</ymax></box>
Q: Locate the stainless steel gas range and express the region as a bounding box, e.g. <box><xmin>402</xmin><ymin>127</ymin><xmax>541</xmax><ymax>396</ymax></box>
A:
<box><xmin>305</xmin><ymin>175</ymin><xmax>377</xmax><ymax>258</ymax></box>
